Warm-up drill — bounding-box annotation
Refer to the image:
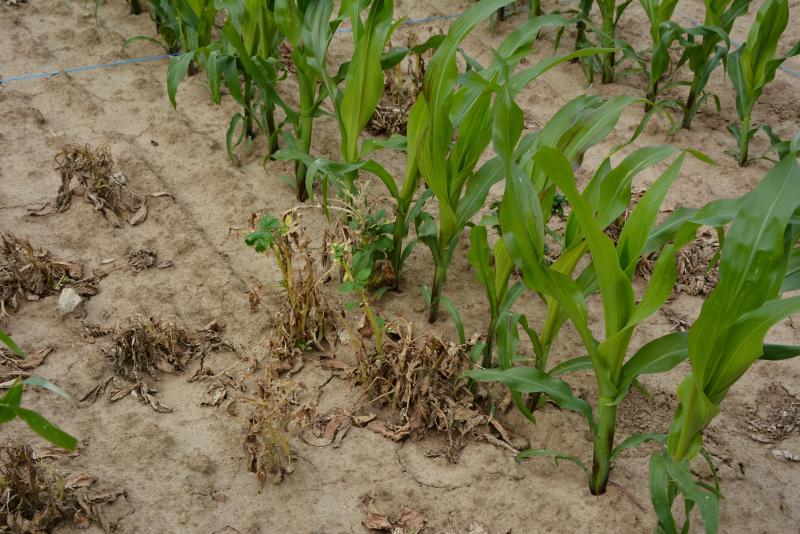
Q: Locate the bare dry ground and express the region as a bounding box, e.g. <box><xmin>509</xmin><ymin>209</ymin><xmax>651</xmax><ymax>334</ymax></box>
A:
<box><xmin>1</xmin><ymin>0</ymin><xmax>799</xmax><ymax>532</ymax></box>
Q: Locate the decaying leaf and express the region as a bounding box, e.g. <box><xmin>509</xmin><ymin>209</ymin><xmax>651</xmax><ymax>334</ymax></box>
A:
<box><xmin>1</xmin><ymin>345</ymin><xmax>54</xmax><ymax>383</ymax></box>
<box><xmin>301</xmin><ymin>408</ymin><xmax>353</xmax><ymax>448</ymax></box>
<box><xmin>1</xmin><ymin>232</ymin><xmax>107</xmax><ymax>315</ymax></box>
<box><xmin>640</xmin><ymin>230</ymin><xmax>720</xmax><ymax>296</ymax></box>
<box><xmin>81</xmin><ymin>316</ymin><xmax>235</xmax><ymax>412</ymax></box>
<box><xmin>0</xmin><ymin>444</ymin><xmax>124</xmax><ymax>532</ymax></box>
<box><xmin>128</xmin><ymin>248</ymin><xmax>158</xmax><ymax>274</ymax></box>
<box><xmin>361</xmin><ymin>495</ymin><xmax>427</xmax><ymax>533</ymax></box>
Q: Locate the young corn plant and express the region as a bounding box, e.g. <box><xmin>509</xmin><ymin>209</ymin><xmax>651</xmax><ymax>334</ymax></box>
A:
<box><xmin>679</xmin><ymin>0</ymin><xmax>752</xmax><ymax>129</ymax></box>
<box><xmin>274</xmin><ymin>0</ymin><xmax>338</xmax><ymax>201</ymax></box>
<box><xmin>727</xmin><ymin>0</ymin><xmax>800</xmax><ymax>166</ymax></box>
<box><xmin>574</xmin><ymin>0</ymin><xmax>638</xmax><ymax>83</ymax></box>
<box><xmin>148</xmin><ymin>0</ymin><xmax>219</xmax><ymax>58</ymax></box>
<box><xmin>470</xmin><ymin>138</ymin><xmax>713</xmax><ymax>495</ymax></box>
<box><xmin>169</xmin><ymin>0</ymin><xmax>286</xmax><ymax>161</ymax></box>
<box><xmin>0</xmin><ymin>330</ymin><xmax>77</xmax><ymax>451</ymax></box>
<box><xmin>640</xmin><ymin>0</ymin><xmax>682</xmax><ymax>109</ymax></box>
<box><xmin>649</xmin><ymin>152</ymin><xmax>800</xmax><ymax>534</ymax></box>
<box><xmin>468</xmin><ymin>92</ymin><xmax>640</xmax><ymax>370</ymax></box>
<box><xmin>416</xmin><ymin>5</ymin><xmax>609</xmax><ymax>323</ymax></box>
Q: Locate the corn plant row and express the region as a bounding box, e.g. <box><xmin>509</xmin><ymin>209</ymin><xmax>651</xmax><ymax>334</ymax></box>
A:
<box><xmin>137</xmin><ymin>1</ymin><xmax>800</xmax><ymax>532</ymax></box>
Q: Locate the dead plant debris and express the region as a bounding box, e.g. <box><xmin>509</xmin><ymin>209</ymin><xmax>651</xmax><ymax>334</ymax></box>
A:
<box><xmin>640</xmin><ymin>231</ymin><xmax>720</xmax><ymax>296</ymax></box>
<box><xmin>127</xmin><ymin>248</ymin><xmax>172</xmax><ymax>274</ymax></box>
<box><xmin>252</xmin><ymin>212</ymin><xmax>339</xmax><ymax>366</ymax></box>
<box><xmin>0</xmin><ymin>444</ymin><xmax>125</xmax><ymax>533</ymax></box>
<box><xmin>0</xmin><ymin>346</ymin><xmax>53</xmax><ymax>385</ymax></box>
<box><xmin>357</xmin><ymin>320</ymin><xmax>481</xmax><ymax>447</ymax></box>
<box><xmin>30</xmin><ymin>144</ymin><xmax>174</xmax><ymax>227</ymax></box>
<box><xmin>367</xmin><ymin>34</ymin><xmax>427</xmax><ymax>136</ymax></box>
<box><xmin>1</xmin><ymin>232</ymin><xmax>106</xmax><ymax>315</ymax></box>
<box><xmin>228</xmin><ymin>362</ymin><xmax>314</xmax><ymax>486</ymax></box>
<box><xmin>361</xmin><ymin>495</ymin><xmax>427</xmax><ymax>533</ymax></box>
<box><xmin>81</xmin><ymin>316</ymin><xmax>235</xmax><ymax>412</ymax></box>
<box><xmin>743</xmin><ymin>384</ymin><xmax>800</xmax><ymax>443</ymax></box>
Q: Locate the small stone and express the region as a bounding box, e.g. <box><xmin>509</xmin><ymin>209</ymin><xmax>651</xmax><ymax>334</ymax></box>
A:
<box><xmin>58</xmin><ymin>287</ymin><xmax>82</xmax><ymax>316</ymax></box>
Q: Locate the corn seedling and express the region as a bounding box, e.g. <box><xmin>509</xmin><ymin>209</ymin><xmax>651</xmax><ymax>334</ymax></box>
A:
<box><xmin>147</xmin><ymin>0</ymin><xmax>218</xmax><ymax>58</ymax></box>
<box><xmin>470</xmin><ymin>138</ymin><xmax>714</xmax><ymax>495</ymax></box>
<box><xmin>415</xmin><ymin>7</ymin><xmax>608</xmax><ymax>323</ymax></box>
<box><xmin>467</xmin><ymin>90</ymin><xmax>642</xmax><ymax>376</ymax></box>
<box><xmin>272</xmin><ymin>0</ymin><xmax>342</xmax><ymax>201</ymax></box>
<box><xmin>649</xmin><ymin>152</ymin><xmax>800</xmax><ymax>534</ymax></box>
<box><xmin>727</xmin><ymin>0</ymin><xmax>800</xmax><ymax>166</ymax></box>
<box><xmin>0</xmin><ymin>330</ymin><xmax>77</xmax><ymax>451</ymax></box>
<box><xmin>679</xmin><ymin>0</ymin><xmax>752</xmax><ymax>129</ymax></box>
<box><xmin>172</xmin><ymin>1</ymin><xmax>285</xmax><ymax>161</ymax></box>
<box><xmin>640</xmin><ymin>0</ymin><xmax>682</xmax><ymax>109</ymax></box>
<box><xmin>573</xmin><ymin>0</ymin><xmax>638</xmax><ymax>83</ymax></box>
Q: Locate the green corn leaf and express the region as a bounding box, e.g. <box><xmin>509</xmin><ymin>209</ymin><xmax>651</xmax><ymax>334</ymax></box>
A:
<box><xmin>167</xmin><ymin>51</ymin><xmax>196</xmax><ymax>108</ymax></box>
<box><xmin>467</xmin><ymin>367</ymin><xmax>595</xmax><ymax>430</ymax></box>
<box><xmin>611</xmin><ymin>432</ymin><xmax>665</xmax><ymax>460</ymax></box>
<box><xmin>549</xmin><ymin>356</ymin><xmax>593</xmax><ymax>377</ymax></box>
<box><xmin>0</xmin><ymin>329</ymin><xmax>23</xmax><ymax>356</ymax></box>
<box><xmin>517</xmin><ymin>448</ymin><xmax>589</xmax><ymax>474</ymax></box>
<box><xmin>14</xmin><ymin>407</ymin><xmax>78</xmax><ymax>451</ymax></box>
<box><xmin>760</xmin><ymin>343</ymin><xmax>800</xmax><ymax>361</ymax></box>
<box><xmin>649</xmin><ymin>452</ymin><xmax>679</xmax><ymax>534</ymax></box>
<box><xmin>535</xmin><ymin>147</ymin><xmax>634</xmax><ymax>340</ymax></box>
<box><xmin>617</xmin><ymin>332</ymin><xmax>689</xmax><ymax>403</ymax></box>
<box><xmin>339</xmin><ymin>0</ymin><xmax>395</xmax><ymax>162</ymax></box>
<box><xmin>23</xmin><ymin>376</ymin><xmax>71</xmax><ymax>400</ymax></box>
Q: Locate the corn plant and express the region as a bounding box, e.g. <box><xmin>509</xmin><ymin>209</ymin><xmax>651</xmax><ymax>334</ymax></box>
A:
<box><xmin>470</xmin><ymin>137</ymin><xmax>714</xmax><ymax>495</ymax></box>
<box><xmin>273</xmin><ymin>0</ymin><xmax>339</xmax><ymax>201</ymax></box>
<box><xmin>416</xmin><ymin>5</ymin><xmax>609</xmax><ymax>323</ymax></box>
<box><xmin>650</xmin><ymin>152</ymin><xmax>800</xmax><ymax>534</ymax></box>
<box><xmin>169</xmin><ymin>0</ymin><xmax>286</xmax><ymax>161</ymax></box>
<box><xmin>147</xmin><ymin>0</ymin><xmax>219</xmax><ymax>57</ymax></box>
<box><xmin>468</xmin><ymin>93</ymin><xmax>639</xmax><ymax>369</ymax></box>
<box><xmin>640</xmin><ymin>0</ymin><xmax>682</xmax><ymax>108</ymax></box>
<box><xmin>0</xmin><ymin>330</ymin><xmax>77</xmax><ymax>451</ymax></box>
<box><xmin>727</xmin><ymin>0</ymin><xmax>800</xmax><ymax>166</ymax></box>
<box><xmin>573</xmin><ymin>0</ymin><xmax>638</xmax><ymax>83</ymax></box>
<box><xmin>679</xmin><ymin>0</ymin><xmax>751</xmax><ymax>129</ymax></box>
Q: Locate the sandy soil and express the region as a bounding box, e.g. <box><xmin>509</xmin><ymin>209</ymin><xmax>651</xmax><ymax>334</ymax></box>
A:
<box><xmin>1</xmin><ymin>0</ymin><xmax>799</xmax><ymax>532</ymax></box>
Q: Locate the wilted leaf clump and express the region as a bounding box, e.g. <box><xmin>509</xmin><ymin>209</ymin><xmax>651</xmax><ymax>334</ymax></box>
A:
<box><xmin>48</xmin><ymin>144</ymin><xmax>172</xmax><ymax>227</ymax></box>
<box><xmin>82</xmin><ymin>316</ymin><xmax>234</xmax><ymax>412</ymax></box>
<box><xmin>231</xmin><ymin>363</ymin><xmax>314</xmax><ymax>486</ymax></box>
<box><xmin>360</xmin><ymin>321</ymin><xmax>478</xmax><ymax>443</ymax></box>
<box><xmin>0</xmin><ymin>444</ymin><xmax>124</xmax><ymax>532</ymax></box>
<box><xmin>0</xmin><ymin>233</ymin><xmax>104</xmax><ymax>315</ymax></box>
<box><xmin>246</xmin><ymin>213</ymin><xmax>338</xmax><ymax>366</ymax></box>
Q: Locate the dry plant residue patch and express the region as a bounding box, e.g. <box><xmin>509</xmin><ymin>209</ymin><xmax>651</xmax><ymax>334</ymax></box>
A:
<box><xmin>743</xmin><ymin>383</ymin><xmax>800</xmax><ymax>444</ymax></box>
<box><xmin>0</xmin><ymin>444</ymin><xmax>125</xmax><ymax>532</ymax></box>
<box><xmin>228</xmin><ymin>362</ymin><xmax>314</xmax><ymax>485</ymax></box>
<box><xmin>81</xmin><ymin>316</ymin><xmax>234</xmax><ymax>412</ymax></box>
<box><xmin>31</xmin><ymin>144</ymin><xmax>173</xmax><ymax>227</ymax></box>
<box><xmin>359</xmin><ymin>321</ymin><xmax>481</xmax><ymax>447</ymax></box>
<box><xmin>0</xmin><ymin>233</ymin><xmax>106</xmax><ymax>315</ymax></box>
